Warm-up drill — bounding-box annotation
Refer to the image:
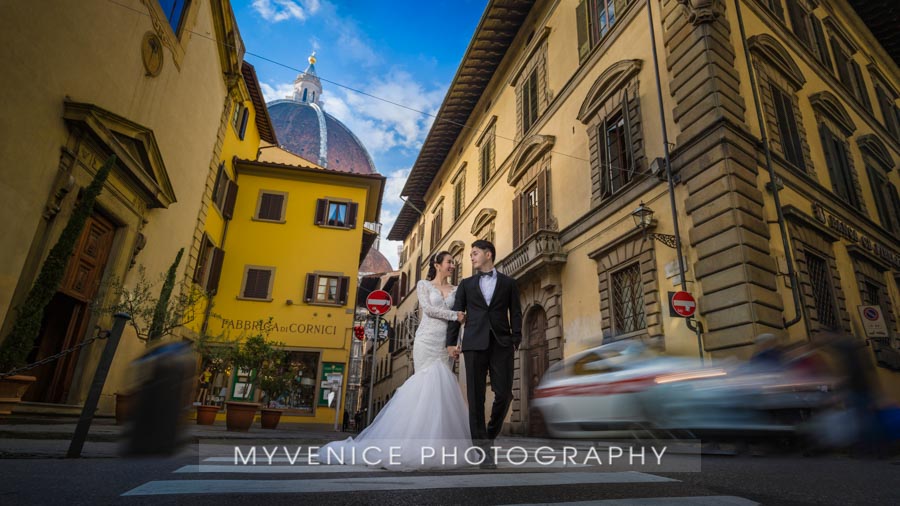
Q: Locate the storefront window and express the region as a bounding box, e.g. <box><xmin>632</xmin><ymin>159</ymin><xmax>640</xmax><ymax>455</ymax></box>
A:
<box><xmin>268</xmin><ymin>351</ymin><xmax>320</xmax><ymax>414</ymax></box>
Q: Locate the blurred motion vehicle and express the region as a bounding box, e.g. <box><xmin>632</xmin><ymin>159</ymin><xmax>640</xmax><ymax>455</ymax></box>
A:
<box><xmin>532</xmin><ymin>340</ymin><xmax>839</xmax><ymax>439</ymax></box>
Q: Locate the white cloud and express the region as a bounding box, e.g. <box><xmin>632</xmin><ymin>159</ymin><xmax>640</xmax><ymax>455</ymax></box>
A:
<box><xmin>375</xmin><ymin>168</ymin><xmax>411</xmax><ymax>271</ymax></box>
<box><xmin>251</xmin><ymin>0</ymin><xmax>319</xmax><ymax>23</ymax></box>
<box><xmin>322</xmin><ymin>71</ymin><xmax>445</xmax><ymax>155</ymax></box>
<box><xmin>259</xmin><ymin>82</ymin><xmax>295</xmax><ymax>103</ymax></box>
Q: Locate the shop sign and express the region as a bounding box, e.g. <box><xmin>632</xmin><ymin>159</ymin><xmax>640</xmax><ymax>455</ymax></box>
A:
<box><xmin>812</xmin><ymin>203</ymin><xmax>900</xmax><ymax>270</ymax></box>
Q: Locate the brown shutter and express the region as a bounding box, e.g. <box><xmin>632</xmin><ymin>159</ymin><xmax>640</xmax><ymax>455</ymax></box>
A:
<box><xmin>621</xmin><ymin>89</ymin><xmax>634</xmax><ymax>179</ymax></box>
<box><xmin>206</xmin><ymin>247</ymin><xmax>225</xmax><ymax>293</ymax></box>
<box><xmin>810</xmin><ymin>17</ymin><xmax>832</xmax><ymax>72</ymax></box>
<box><xmin>512</xmin><ymin>194</ymin><xmax>521</xmax><ymax>248</ymax></box>
<box><xmin>537</xmin><ymin>169</ymin><xmax>549</xmax><ymax>231</ymax></box>
<box><xmin>304</xmin><ymin>273</ymin><xmax>317</xmax><ymax>302</ymax></box>
<box><xmin>223</xmin><ymin>180</ymin><xmax>238</xmax><ymax>220</ymax></box>
<box><xmin>849</xmin><ymin>60</ymin><xmax>872</xmax><ymax>112</ymax></box>
<box><xmin>576</xmin><ymin>0</ymin><xmax>591</xmax><ymax>61</ymax></box>
<box><xmin>194</xmin><ymin>233</ymin><xmax>211</xmax><ymax>283</ymax></box>
<box><xmin>338</xmin><ymin>276</ymin><xmax>350</xmax><ymax>305</ymax></box>
<box><xmin>346</xmin><ymin>202</ymin><xmax>359</xmax><ymax>228</ymax></box>
<box><xmin>314</xmin><ymin>199</ymin><xmax>328</xmax><ymax>225</ymax></box>
<box><xmin>243</xmin><ymin>269</ymin><xmax>270</xmax><ymax>299</ymax></box>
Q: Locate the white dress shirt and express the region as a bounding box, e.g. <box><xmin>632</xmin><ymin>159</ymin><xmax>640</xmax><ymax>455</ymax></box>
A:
<box><xmin>479</xmin><ymin>269</ymin><xmax>498</xmax><ymax>306</ymax></box>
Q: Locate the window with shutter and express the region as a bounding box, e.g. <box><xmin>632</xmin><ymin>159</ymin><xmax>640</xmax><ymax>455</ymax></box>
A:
<box><xmin>194</xmin><ymin>234</ymin><xmax>213</xmax><ymax>284</ymax></box>
<box><xmin>849</xmin><ymin>60</ymin><xmax>872</xmax><ymax>112</ymax></box>
<box><xmin>522</xmin><ymin>70</ymin><xmax>539</xmax><ymax>133</ymax></box>
<box><xmin>255</xmin><ymin>191</ymin><xmax>286</xmax><ymax>222</ymax></box>
<box><xmin>576</xmin><ymin>0</ymin><xmax>592</xmax><ymax>61</ymax></box>
<box><xmin>867</xmin><ymin>166</ymin><xmax>900</xmax><ymax>234</ymax></box>
<box><xmin>819</xmin><ymin>125</ymin><xmax>859</xmax><ymax>207</ymax></box>
<box><xmin>212</xmin><ymin>164</ymin><xmax>227</xmax><ymax>208</ymax></box>
<box><xmin>875</xmin><ymin>86</ymin><xmax>900</xmax><ymax>140</ymax></box>
<box><xmin>787</xmin><ymin>0</ymin><xmax>812</xmax><ymax>49</ymax></box>
<box><xmin>241</xmin><ymin>267</ymin><xmax>274</xmax><ymax>301</ymax></box>
<box><xmin>304</xmin><ymin>273</ymin><xmax>316</xmax><ymax>302</ymax></box>
<box><xmin>313</xmin><ymin>198</ymin><xmax>357</xmax><ymax>228</ymax></box>
<box><xmin>809</xmin><ymin>17</ymin><xmax>832</xmax><ymax>71</ymax></box>
<box><xmin>238</xmin><ymin>107</ymin><xmax>250</xmax><ymax>140</ymax></box>
<box><xmin>206</xmin><ymin>247</ymin><xmax>225</xmax><ymax>293</ymax></box>
<box><xmin>771</xmin><ymin>85</ymin><xmax>805</xmax><ymax>170</ymax></box>
<box><xmin>480</xmin><ymin>142</ymin><xmax>491</xmax><ymax>188</ymax></box>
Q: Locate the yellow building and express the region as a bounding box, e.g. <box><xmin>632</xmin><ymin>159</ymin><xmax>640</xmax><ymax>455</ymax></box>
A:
<box><xmin>0</xmin><ymin>0</ymin><xmax>246</xmax><ymax>414</ymax></box>
<box><xmin>388</xmin><ymin>0</ymin><xmax>900</xmax><ymax>435</ymax></box>
<box><xmin>193</xmin><ymin>55</ymin><xmax>386</xmax><ymax>427</ymax></box>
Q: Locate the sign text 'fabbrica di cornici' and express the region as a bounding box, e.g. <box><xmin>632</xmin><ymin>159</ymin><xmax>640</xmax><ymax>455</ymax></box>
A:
<box><xmin>220</xmin><ymin>318</ymin><xmax>338</xmax><ymax>335</ymax></box>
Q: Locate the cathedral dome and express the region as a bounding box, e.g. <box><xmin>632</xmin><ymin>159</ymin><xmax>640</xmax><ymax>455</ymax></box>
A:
<box><xmin>267</xmin><ymin>53</ymin><xmax>377</xmax><ymax>175</ymax></box>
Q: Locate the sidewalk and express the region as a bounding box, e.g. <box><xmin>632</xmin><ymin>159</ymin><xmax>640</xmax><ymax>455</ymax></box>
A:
<box><xmin>0</xmin><ymin>415</ymin><xmax>349</xmax><ymax>459</ymax></box>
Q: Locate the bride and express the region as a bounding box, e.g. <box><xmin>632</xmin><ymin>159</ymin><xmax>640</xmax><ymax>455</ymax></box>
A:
<box><xmin>317</xmin><ymin>251</ymin><xmax>472</xmax><ymax>470</ymax></box>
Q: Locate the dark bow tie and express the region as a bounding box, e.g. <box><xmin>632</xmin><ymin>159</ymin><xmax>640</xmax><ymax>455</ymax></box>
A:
<box><xmin>477</xmin><ymin>270</ymin><xmax>494</xmax><ymax>278</ymax></box>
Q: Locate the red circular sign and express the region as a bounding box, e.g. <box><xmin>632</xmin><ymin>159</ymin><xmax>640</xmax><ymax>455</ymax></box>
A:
<box><xmin>366</xmin><ymin>290</ymin><xmax>393</xmax><ymax>315</ymax></box>
<box><xmin>671</xmin><ymin>291</ymin><xmax>697</xmax><ymax>317</ymax></box>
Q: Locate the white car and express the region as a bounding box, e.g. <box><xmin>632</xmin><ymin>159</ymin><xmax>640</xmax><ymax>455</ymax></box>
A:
<box><xmin>532</xmin><ymin>340</ymin><xmax>700</xmax><ymax>438</ymax></box>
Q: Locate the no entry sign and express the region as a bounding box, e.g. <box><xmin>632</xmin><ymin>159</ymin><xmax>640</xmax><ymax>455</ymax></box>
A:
<box><xmin>366</xmin><ymin>290</ymin><xmax>392</xmax><ymax>315</ymax></box>
<box><xmin>670</xmin><ymin>291</ymin><xmax>697</xmax><ymax>318</ymax></box>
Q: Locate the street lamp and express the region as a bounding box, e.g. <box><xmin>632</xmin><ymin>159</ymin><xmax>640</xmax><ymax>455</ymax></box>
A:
<box><xmin>631</xmin><ymin>202</ymin><xmax>678</xmax><ymax>248</ymax></box>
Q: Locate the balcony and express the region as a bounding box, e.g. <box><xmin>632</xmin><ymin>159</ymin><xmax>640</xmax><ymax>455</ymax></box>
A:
<box><xmin>498</xmin><ymin>230</ymin><xmax>567</xmax><ymax>280</ymax></box>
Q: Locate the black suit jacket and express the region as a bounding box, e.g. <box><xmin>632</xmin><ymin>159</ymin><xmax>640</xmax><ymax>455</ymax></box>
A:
<box><xmin>446</xmin><ymin>271</ymin><xmax>522</xmax><ymax>351</ymax></box>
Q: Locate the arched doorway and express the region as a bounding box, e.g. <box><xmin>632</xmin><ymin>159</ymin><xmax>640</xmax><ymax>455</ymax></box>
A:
<box><xmin>523</xmin><ymin>306</ymin><xmax>549</xmax><ymax>436</ymax></box>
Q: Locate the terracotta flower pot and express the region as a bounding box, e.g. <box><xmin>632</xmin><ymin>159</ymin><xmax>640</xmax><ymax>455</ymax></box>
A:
<box><xmin>196</xmin><ymin>405</ymin><xmax>220</xmax><ymax>425</ymax></box>
<box><xmin>260</xmin><ymin>408</ymin><xmax>284</xmax><ymax>429</ymax></box>
<box><xmin>225</xmin><ymin>401</ymin><xmax>260</xmax><ymax>432</ymax></box>
<box><xmin>0</xmin><ymin>375</ymin><xmax>37</xmax><ymax>415</ymax></box>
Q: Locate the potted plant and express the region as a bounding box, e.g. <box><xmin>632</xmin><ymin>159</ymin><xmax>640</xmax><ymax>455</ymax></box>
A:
<box><xmin>225</xmin><ymin>329</ymin><xmax>284</xmax><ymax>432</ymax></box>
<box><xmin>258</xmin><ymin>353</ymin><xmax>292</xmax><ymax>429</ymax></box>
<box><xmin>0</xmin><ymin>155</ymin><xmax>115</xmax><ymax>414</ymax></box>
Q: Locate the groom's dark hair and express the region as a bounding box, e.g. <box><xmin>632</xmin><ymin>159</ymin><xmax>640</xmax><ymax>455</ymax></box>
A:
<box><xmin>471</xmin><ymin>239</ymin><xmax>495</xmax><ymax>261</ymax></box>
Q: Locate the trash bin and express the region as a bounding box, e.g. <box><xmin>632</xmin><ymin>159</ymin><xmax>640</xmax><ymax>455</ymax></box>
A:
<box><xmin>121</xmin><ymin>341</ymin><xmax>196</xmax><ymax>456</ymax></box>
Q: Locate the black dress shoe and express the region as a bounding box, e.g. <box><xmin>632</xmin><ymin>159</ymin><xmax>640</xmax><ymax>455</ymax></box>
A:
<box><xmin>479</xmin><ymin>444</ymin><xmax>497</xmax><ymax>469</ymax></box>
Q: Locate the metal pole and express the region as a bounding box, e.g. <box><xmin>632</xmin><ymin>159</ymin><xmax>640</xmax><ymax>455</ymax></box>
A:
<box><xmin>67</xmin><ymin>313</ymin><xmax>130</xmax><ymax>458</ymax></box>
<box><xmin>646</xmin><ymin>0</ymin><xmax>704</xmax><ymax>364</ymax></box>
<box><xmin>333</xmin><ymin>381</ymin><xmax>342</xmax><ymax>431</ymax></box>
<box><xmin>366</xmin><ymin>314</ymin><xmax>378</xmax><ymax>426</ymax></box>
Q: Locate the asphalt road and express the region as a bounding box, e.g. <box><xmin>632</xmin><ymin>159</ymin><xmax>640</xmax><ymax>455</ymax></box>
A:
<box><xmin>0</xmin><ymin>444</ymin><xmax>897</xmax><ymax>505</ymax></box>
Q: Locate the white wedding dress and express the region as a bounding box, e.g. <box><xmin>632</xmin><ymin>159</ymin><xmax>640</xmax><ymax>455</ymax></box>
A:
<box><xmin>317</xmin><ymin>280</ymin><xmax>472</xmax><ymax>470</ymax></box>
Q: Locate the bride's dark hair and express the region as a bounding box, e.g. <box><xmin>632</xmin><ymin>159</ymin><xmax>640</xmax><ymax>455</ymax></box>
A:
<box><xmin>426</xmin><ymin>251</ymin><xmax>452</xmax><ymax>281</ymax></box>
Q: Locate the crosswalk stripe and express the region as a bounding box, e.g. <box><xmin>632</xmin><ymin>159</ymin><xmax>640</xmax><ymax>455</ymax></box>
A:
<box><xmin>500</xmin><ymin>497</ymin><xmax>758</xmax><ymax>506</ymax></box>
<box><xmin>178</xmin><ymin>461</ymin><xmax>594</xmax><ymax>474</ymax></box>
<box><xmin>121</xmin><ymin>471</ymin><xmax>676</xmax><ymax>496</ymax></box>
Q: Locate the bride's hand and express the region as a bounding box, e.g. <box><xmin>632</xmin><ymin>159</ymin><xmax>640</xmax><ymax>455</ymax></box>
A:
<box><xmin>456</xmin><ymin>312</ymin><xmax>466</xmax><ymax>323</ymax></box>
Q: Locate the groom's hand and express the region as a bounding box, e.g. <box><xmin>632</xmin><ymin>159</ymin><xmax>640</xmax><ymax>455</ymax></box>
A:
<box><xmin>456</xmin><ymin>311</ymin><xmax>466</xmax><ymax>323</ymax></box>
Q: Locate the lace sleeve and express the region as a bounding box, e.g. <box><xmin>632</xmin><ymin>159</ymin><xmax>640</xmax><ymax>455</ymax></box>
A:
<box><xmin>416</xmin><ymin>281</ymin><xmax>459</xmax><ymax>321</ymax></box>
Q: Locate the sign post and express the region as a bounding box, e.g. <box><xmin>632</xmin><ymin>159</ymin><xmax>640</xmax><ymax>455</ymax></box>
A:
<box><xmin>364</xmin><ymin>291</ymin><xmax>392</xmax><ymax>426</ymax></box>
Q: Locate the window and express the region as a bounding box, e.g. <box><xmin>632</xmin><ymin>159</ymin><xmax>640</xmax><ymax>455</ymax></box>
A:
<box><xmin>193</xmin><ymin>234</ymin><xmax>225</xmax><ymax>292</ymax></box>
<box><xmin>522</xmin><ymin>69</ymin><xmax>539</xmax><ymax>133</ymax></box>
<box><xmin>809</xmin><ymin>16</ymin><xmax>832</xmax><ymax>71</ymax></box>
<box><xmin>786</xmin><ymin>1</ymin><xmax>812</xmax><ymax>51</ymax></box>
<box><xmin>771</xmin><ymin>85</ymin><xmax>806</xmax><ymax>170</ymax></box>
<box><xmin>831</xmin><ymin>38</ymin><xmax>872</xmax><ymax>112</ymax></box>
<box><xmin>255</xmin><ymin>191</ymin><xmax>287</xmax><ymax>222</ymax></box>
<box><xmin>212</xmin><ymin>164</ymin><xmax>238</xmax><ymax>219</ymax></box>
<box><xmin>231</xmin><ymin>102</ymin><xmax>249</xmax><ymax>138</ymax></box>
<box><xmin>512</xmin><ymin>169</ymin><xmax>551</xmax><ymax>247</ymax></box>
<box><xmin>805</xmin><ymin>252</ymin><xmax>838</xmax><ymax>329</ymax></box>
<box><xmin>819</xmin><ymin>124</ymin><xmax>860</xmax><ymax>207</ymax></box>
<box><xmin>600</xmin><ymin>109</ymin><xmax>631</xmax><ymax>198</ymax></box>
<box><xmin>303</xmin><ymin>273</ymin><xmax>350</xmax><ymax>305</ymax></box>
<box><xmin>480</xmin><ymin>141</ymin><xmax>493</xmax><ymax>188</ymax></box>
<box><xmin>314</xmin><ymin>198</ymin><xmax>358</xmax><ymax>229</ymax></box>
<box><xmin>453</xmin><ymin>178</ymin><xmax>464</xmax><ymax>220</ymax></box>
<box><xmin>429</xmin><ymin>207</ymin><xmax>443</xmax><ymax>250</ymax></box>
<box><xmin>576</xmin><ymin>0</ymin><xmax>633</xmax><ymax>60</ymax></box>
<box><xmin>523</xmin><ymin>184</ymin><xmax>539</xmax><ymax>239</ymax></box>
<box><xmin>762</xmin><ymin>0</ymin><xmax>785</xmax><ymax>21</ymax></box>
<box><xmin>273</xmin><ymin>351</ymin><xmax>320</xmax><ymax>414</ymax></box>
<box><xmin>158</xmin><ymin>0</ymin><xmax>190</xmax><ymax>34</ymax></box>
<box><xmin>866</xmin><ymin>165</ymin><xmax>900</xmax><ymax>234</ymax></box>
<box><xmin>611</xmin><ymin>263</ymin><xmax>645</xmax><ymax>335</ymax></box>
<box><xmin>875</xmin><ymin>85</ymin><xmax>900</xmax><ymax>141</ymax></box>
<box><xmin>240</xmin><ymin>267</ymin><xmax>275</xmax><ymax>301</ymax></box>
<box><xmin>451</xmin><ymin>249</ymin><xmax>463</xmax><ymax>286</ymax></box>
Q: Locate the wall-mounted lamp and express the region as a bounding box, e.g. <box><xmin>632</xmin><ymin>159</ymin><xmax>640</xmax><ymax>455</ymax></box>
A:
<box><xmin>631</xmin><ymin>202</ymin><xmax>678</xmax><ymax>249</ymax></box>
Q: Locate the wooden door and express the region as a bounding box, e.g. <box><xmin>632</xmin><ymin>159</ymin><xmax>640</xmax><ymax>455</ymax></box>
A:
<box><xmin>525</xmin><ymin>307</ymin><xmax>549</xmax><ymax>436</ymax></box>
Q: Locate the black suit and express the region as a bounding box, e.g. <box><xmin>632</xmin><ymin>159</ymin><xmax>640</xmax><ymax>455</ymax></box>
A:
<box><xmin>447</xmin><ymin>271</ymin><xmax>522</xmax><ymax>444</ymax></box>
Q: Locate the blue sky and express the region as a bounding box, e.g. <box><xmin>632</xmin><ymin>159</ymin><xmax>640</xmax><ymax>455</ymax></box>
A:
<box><xmin>234</xmin><ymin>0</ymin><xmax>488</xmax><ymax>268</ymax></box>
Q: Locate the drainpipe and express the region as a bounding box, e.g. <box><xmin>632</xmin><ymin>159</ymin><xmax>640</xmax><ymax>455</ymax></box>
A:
<box><xmin>646</xmin><ymin>0</ymin><xmax>706</xmax><ymax>364</ymax></box>
<box><xmin>733</xmin><ymin>0</ymin><xmax>804</xmax><ymax>330</ymax></box>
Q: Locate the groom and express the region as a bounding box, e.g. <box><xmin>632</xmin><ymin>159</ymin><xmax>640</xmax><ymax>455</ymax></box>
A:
<box><xmin>447</xmin><ymin>240</ymin><xmax>522</xmax><ymax>468</ymax></box>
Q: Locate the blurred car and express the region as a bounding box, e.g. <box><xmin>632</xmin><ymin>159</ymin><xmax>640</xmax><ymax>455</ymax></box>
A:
<box><xmin>532</xmin><ymin>340</ymin><xmax>839</xmax><ymax>439</ymax></box>
<box><xmin>532</xmin><ymin>340</ymin><xmax>699</xmax><ymax>438</ymax></box>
